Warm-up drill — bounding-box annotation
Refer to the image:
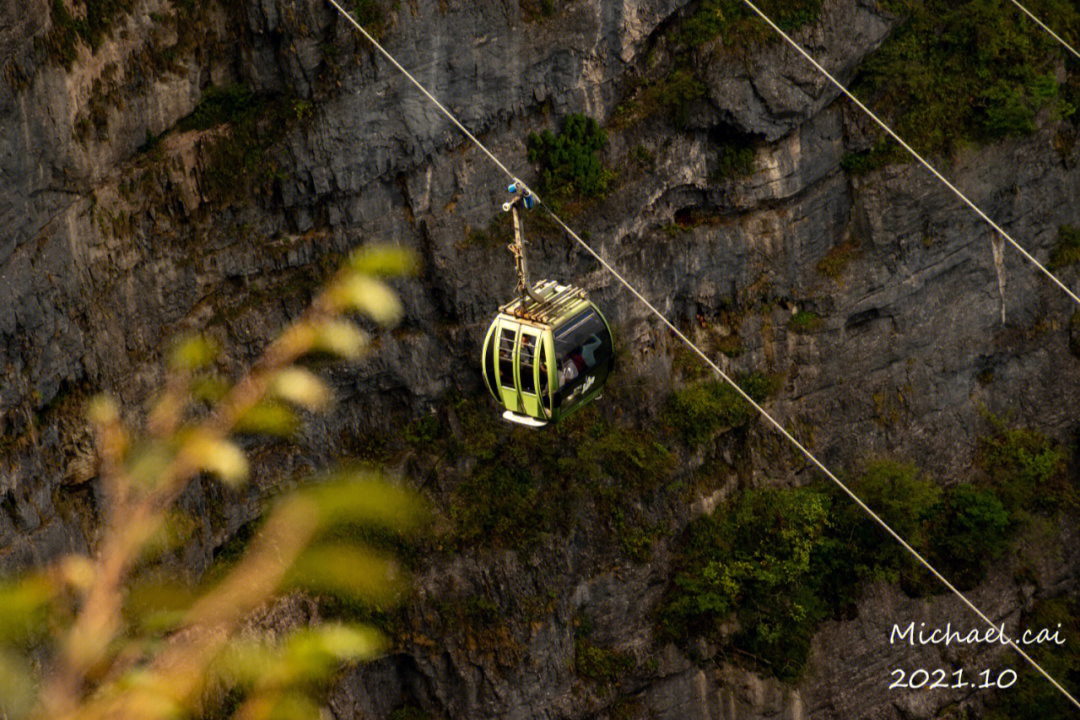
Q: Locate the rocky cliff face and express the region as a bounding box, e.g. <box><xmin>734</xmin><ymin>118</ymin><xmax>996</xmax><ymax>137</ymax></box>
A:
<box><xmin>2</xmin><ymin>0</ymin><xmax>1080</xmax><ymax>718</ymax></box>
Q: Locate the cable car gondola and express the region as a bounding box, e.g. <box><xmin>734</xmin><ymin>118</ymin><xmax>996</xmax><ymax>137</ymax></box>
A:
<box><xmin>480</xmin><ymin>184</ymin><xmax>615</xmax><ymax>428</ymax></box>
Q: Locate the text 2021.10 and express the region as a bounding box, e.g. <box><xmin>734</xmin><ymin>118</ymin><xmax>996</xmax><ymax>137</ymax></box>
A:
<box><xmin>889</xmin><ymin>668</ymin><xmax>1017</xmax><ymax>690</ymax></box>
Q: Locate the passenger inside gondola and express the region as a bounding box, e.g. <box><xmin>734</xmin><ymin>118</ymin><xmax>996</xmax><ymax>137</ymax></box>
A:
<box><xmin>555</xmin><ymin>310</ymin><xmax>609</xmax><ymax>389</ymax></box>
<box><xmin>559</xmin><ymin>336</ymin><xmax>601</xmax><ymax>386</ymax></box>
<box><xmin>561</xmin><ymin>354</ymin><xmax>581</xmax><ymax>385</ymax></box>
<box><xmin>580</xmin><ymin>334</ymin><xmax>601</xmax><ymax>367</ymax></box>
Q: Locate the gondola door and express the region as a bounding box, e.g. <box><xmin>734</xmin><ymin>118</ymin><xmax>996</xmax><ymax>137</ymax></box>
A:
<box><xmin>515</xmin><ymin>325</ymin><xmax>547</xmax><ymax>422</ymax></box>
<box><xmin>494</xmin><ymin>320</ymin><xmax>522</xmax><ymax>415</ymax></box>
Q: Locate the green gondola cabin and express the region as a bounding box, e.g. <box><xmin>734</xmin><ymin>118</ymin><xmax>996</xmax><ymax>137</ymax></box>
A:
<box><xmin>482</xmin><ymin>280</ymin><xmax>614</xmax><ymax>427</ymax></box>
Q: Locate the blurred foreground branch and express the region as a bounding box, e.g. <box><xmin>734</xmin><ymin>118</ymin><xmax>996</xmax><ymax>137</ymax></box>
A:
<box><xmin>0</xmin><ymin>246</ymin><xmax>421</xmax><ymax>720</ymax></box>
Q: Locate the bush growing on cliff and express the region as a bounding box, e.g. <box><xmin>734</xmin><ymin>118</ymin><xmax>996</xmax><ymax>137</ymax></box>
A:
<box><xmin>831</xmin><ymin>461</ymin><xmax>942</xmax><ymax>587</ymax></box>
<box><xmin>712</xmin><ymin>141</ymin><xmax>756</xmax><ymax>179</ymax></box>
<box><xmin>840</xmin><ymin>141</ymin><xmax>897</xmax><ymax>175</ymax></box>
<box><xmin>976</xmin><ymin>419</ymin><xmax>1072</xmax><ymax>514</ymax></box>
<box><xmin>659</xmin><ymin>69</ymin><xmax>707</xmax><ymax>127</ymax></box>
<box><xmin>660</xmin><ymin>486</ymin><xmax>832</xmax><ymax>679</ymax></box>
<box><xmin>1049</xmin><ymin>224</ymin><xmax>1080</xmax><ymax>269</ymax></box>
<box><xmin>527</xmin><ymin>114</ymin><xmax>611</xmax><ymax>199</ymax></box>
<box><xmin>663</xmin><ymin>379</ymin><xmax>753</xmax><ymax>445</ymax></box>
<box><xmin>931</xmin><ymin>483</ymin><xmax>1011</xmax><ymax>587</ymax></box>
<box><xmin>43</xmin><ymin>0</ymin><xmax>137</xmax><ymax>68</ymax></box>
<box><xmin>662</xmin><ymin>459</ymin><xmax>1021</xmax><ymax>679</ymax></box>
<box><xmin>184</xmin><ymin>86</ymin><xmax>314</xmax><ymax>205</ymax></box>
<box><xmin>179</xmin><ymin>84</ymin><xmax>260</xmax><ymax>131</ymax></box>
<box><xmin>659</xmin><ymin>373</ymin><xmax>779</xmax><ymax>448</ymax></box>
<box><xmin>675</xmin><ymin>0</ymin><xmax>822</xmax><ymax>49</ymax></box>
<box><xmin>447</xmin><ymin>400</ymin><xmax>671</xmax><ymax>551</ymax></box>
<box><xmin>575</xmin><ymin>640</ymin><xmax>635</xmax><ymax>684</ymax></box>
<box><xmin>354</xmin><ymin>0</ymin><xmax>388</xmax><ymax>40</ymax></box>
<box><xmin>815</xmin><ymin>242</ymin><xmax>860</xmax><ymax>280</ymax></box>
<box><xmin>852</xmin><ymin>0</ymin><xmax>1080</xmax><ymax>162</ymax></box>
<box><xmin>788</xmin><ymin>310</ymin><xmax>823</xmax><ymax>333</ymax></box>
<box><xmin>985</xmin><ymin>596</ymin><xmax>1080</xmax><ymax>720</ymax></box>
<box><xmin>736</xmin><ymin>371</ymin><xmax>780</xmax><ymax>402</ymax></box>
<box><xmin>830</xmin><ymin>462</ymin><xmax>1012</xmax><ymax>593</ymax></box>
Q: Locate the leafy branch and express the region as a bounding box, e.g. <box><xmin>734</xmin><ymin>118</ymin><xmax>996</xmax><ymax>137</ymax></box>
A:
<box><xmin>0</xmin><ymin>246</ymin><xmax>422</xmax><ymax>720</ymax></box>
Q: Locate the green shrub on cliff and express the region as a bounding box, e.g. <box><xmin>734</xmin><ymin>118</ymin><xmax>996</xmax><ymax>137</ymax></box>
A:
<box><xmin>662</xmin><ymin>458</ymin><xmax>1022</xmax><ymax>679</ymax></box>
<box><xmin>675</xmin><ymin>0</ymin><xmax>822</xmax><ymax>49</ymax></box>
<box><xmin>931</xmin><ymin>483</ymin><xmax>1011</xmax><ymax>587</ymax></box>
<box><xmin>663</xmin><ymin>380</ymin><xmax>752</xmax><ymax>445</ymax></box>
<box><xmin>179</xmin><ymin>84</ymin><xmax>260</xmax><ymax>131</ymax></box>
<box><xmin>354</xmin><ymin>0</ymin><xmax>388</xmax><ymax>40</ymax></box>
<box><xmin>658</xmin><ymin>69</ymin><xmax>707</xmax><ymax>127</ymax></box>
<box><xmin>789</xmin><ymin>310</ymin><xmax>823</xmax><ymax>333</ymax></box>
<box><xmin>851</xmin><ymin>0</ymin><xmax>1080</xmax><ymax>164</ymax></box>
<box><xmin>985</xmin><ymin>597</ymin><xmax>1080</xmax><ymax>720</ymax></box>
<box><xmin>575</xmin><ymin>641</ymin><xmax>635</xmax><ymax>684</ymax></box>
<box><xmin>527</xmin><ymin>114</ymin><xmax>611</xmax><ymax>199</ymax></box>
<box><xmin>1049</xmin><ymin>224</ymin><xmax>1080</xmax><ymax>269</ymax></box>
<box><xmin>832</xmin><ymin>461</ymin><xmax>942</xmax><ymax>586</ymax></box>
<box><xmin>977</xmin><ymin>419</ymin><xmax>1072</xmax><ymax>514</ymax></box>
<box><xmin>448</xmin><ymin>401</ymin><xmax>672</xmax><ymax>551</ymax></box>
<box><xmin>44</xmin><ymin>0</ymin><xmax>137</xmax><ymax>68</ymax></box>
<box><xmin>181</xmin><ymin>86</ymin><xmax>313</xmax><ymax>205</ymax></box>
<box><xmin>830</xmin><ymin>462</ymin><xmax>1012</xmax><ymax>593</ymax></box>
<box><xmin>661</xmin><ymin>486</ymin><xmax>831</xmax><ymax>679</ymax></box>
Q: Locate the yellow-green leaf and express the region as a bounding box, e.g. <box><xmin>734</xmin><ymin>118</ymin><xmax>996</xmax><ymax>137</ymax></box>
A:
<box><xmin>170</xmin><ymin>336</ymin><xmax>219</xmax><ymax>371</ymax></box>
<box><xmin>59</xmin><ymin>554</ymin><xmax>96</xmax><ymax>592</ymax></box>
<box><xmin>312</xmin><ymin>321</ymin><xmax>367</xmax><ymax>359</ymax></box>
<box><xmin>273</xmin><ymin>623</ymin><xmax>388</xmax><ymax>685</ymax></box>
<box><xmin>0</xmin><ymin>649</ymin><xmax>34</xmax><ymax>719</ymax></box>
<box><xmin>346</xmin><ymin>245</ymin><xmax>418</xmax><ymax>277</ymax></box>
<box><xmin>330</xmin><ymin>275</ymin><xmax>402</xmax><ymax>325</ymax></box>
<box><xmin>0</xmin><ymin>576</ymin><xmax>52</xmax><ymax>643</ymax></box>
<box><xmin>296</xmin><ymin>622</ymin><xmax>387</xmax><ymax>662</ymax></box>
<box><xmin>271</xmin><ymin>368</ymin><xmax>332</xmax><ymax>410</ymax></box>
<box><xmin>191</xmin><ymin>375</ymin><xmax>232</xmax><ymax>403</ymax></box>
<box><xmin>127</xmin><ymin>440</ymin><xmax>175</xmax><ymax>490</ymax></box>
<box><xmin>286</xmin><ymin>545</ymin><xmax>402</xmax><ymax>604</ymax></box>
<box><xmin>299</xmin><ymin>475</ymin><xmax>422</xmax><ymax>531</ymax></box>
<box><xmin>104</xmin><ymin>668</ymin><xmax>185</xmax><ymax>720</ymax></box>
<box><xmin>212</xmin><ymin>638</ymin><xmax>277</xmax><ymax>688</ymax></box>
<box><xmin>125</xmin><ymin>578</ymin><xmax>199</xmax><ymax>635</ymax></box>
<box><xmin>140</xmin><ymin>512</ymin><xmax>199</xmax><ymax>564</ymax></box>
<box><xmin>264</xmin><ymin>690</ymin><xmax>322</xmax><ymax>720</ymax></box>
<box><xmin>237</xmin><ymin>401</ymin><xmax>299</xmax><ymax>437</ymax></box>
<box><xmin>88</xmin><ymin>394</ymin><xmax>119</xmax><ymax>426</ymax></box>
<box><xmin>187</xmin><ymin>435</ymin><xmax>249</xmax><ymax>487</ymax></box>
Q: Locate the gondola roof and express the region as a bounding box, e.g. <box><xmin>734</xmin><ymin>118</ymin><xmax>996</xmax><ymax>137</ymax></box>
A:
<box><xmin>498</xmin><ymin>280</ymin><xmax>590</xmax><ymax>326</ymax></box>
